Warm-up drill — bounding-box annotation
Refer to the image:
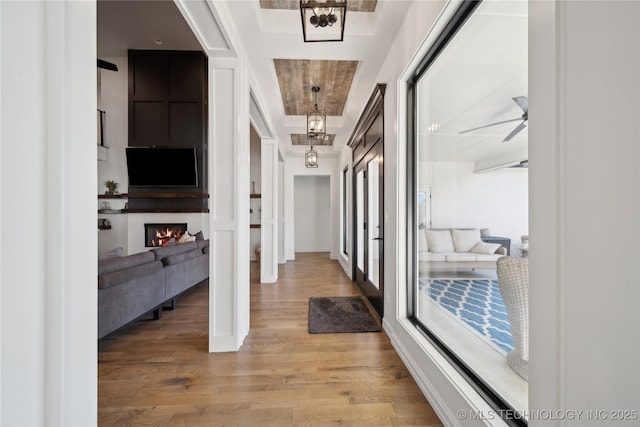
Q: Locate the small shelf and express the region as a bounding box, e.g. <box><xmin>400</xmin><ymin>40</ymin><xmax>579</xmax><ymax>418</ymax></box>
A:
<box><xmin>123</xmin><ymin>208</ymin><xmax>209</xmax><ymax>213</ymax></box>
<box><xmin>98</xmin><ymin>209</ymin><xmax>123</xmax><ymax>214</ymax></box>
<box><xmin>250</xmin><ymin>224</ymin><xmax>261</xmax><ymax>229</ymax></box>
<box><xmin>98</xmin><ymin>225</ymin><xmax>112</xmax><ymax>230</ymax></box>
<box><xmin>98</xmin><ymin>192</ymin><xmax>209</xmax><ymax>199</ymax></box>
<box><xmin>99</xmin><ymin>193</ymin><xmax>128</xmax><ymax>199</ymax></box>
<box><xmin>250</xmin><ymin>194</ymin><xmax>261</xmax><ymax>199</ymax></box>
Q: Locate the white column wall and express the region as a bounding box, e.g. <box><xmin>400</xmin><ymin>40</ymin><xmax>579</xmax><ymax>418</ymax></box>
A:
<box><xmin>278</xmin><ymin>161</ymin><xmax>286</xmax><ymax>263</ymax></box>
<box><xmin>0</xmin><ymin>1</ymin><xmax>96</xmax><ymax>425</ymax></box>
<box><xmin>260</xmin><ymin>139</ymin><xmax>278</xmax><ymax>283</ymax></box>
<box><xmin>529</xmin><ymin>1</ymin><xmax>640</xmax><ymax>422</ymax></box>
<box><xmin>208</xmin><ymin>58</ymin><xmax>250</xmax><ymax>352</ymax></box>
<box><xmin>338</xmin><ymin>147</ymin><xmax>352</xmax><ymax>278</ymax></box>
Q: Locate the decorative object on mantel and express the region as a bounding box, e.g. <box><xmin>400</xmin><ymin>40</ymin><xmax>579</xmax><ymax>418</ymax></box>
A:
<box><xmin>104</xmin><ymin>179</ymin><xmax>118</xmax><ymax>195</ymax></box>
<box><xmin>252</xmin><ymin>181</ymin><xmax>256</xmax><ymax>195</ymax></box>
<box><xmin>300</xmin><ymin>0</ymin><xmax>347</xmax><ymax>42</ymax></box>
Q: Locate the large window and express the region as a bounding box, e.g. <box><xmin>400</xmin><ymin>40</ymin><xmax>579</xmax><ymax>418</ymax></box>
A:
<box><xmin>408</xmin><ymin>0</ymin><xmax>529</xmax><ymax>421</ymax></box>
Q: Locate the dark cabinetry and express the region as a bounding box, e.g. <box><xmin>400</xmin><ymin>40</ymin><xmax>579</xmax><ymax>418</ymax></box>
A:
<box><xmin>128</xmin><ymin>50</ymin><xmax>208</xmax><ymax>212</ymax></box>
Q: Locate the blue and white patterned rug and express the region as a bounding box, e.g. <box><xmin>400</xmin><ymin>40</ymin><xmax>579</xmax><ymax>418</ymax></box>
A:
<box><xmin>418</xmin><ymin>278</ymin><xmax>513</xmax><ymax>353</ymax></box>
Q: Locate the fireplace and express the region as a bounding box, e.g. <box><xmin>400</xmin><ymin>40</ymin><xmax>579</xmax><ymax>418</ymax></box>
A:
<box><xmin>144</xmin><ymin>223</ymin><xmax>188</xmax><ymax>247</ymax></box>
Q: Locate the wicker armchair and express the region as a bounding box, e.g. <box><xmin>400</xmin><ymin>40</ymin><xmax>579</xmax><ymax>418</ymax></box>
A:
<box><xmin>496</xmin><ymin>256</ymin><xmax>529</xmax><ymax>380</ymax></box>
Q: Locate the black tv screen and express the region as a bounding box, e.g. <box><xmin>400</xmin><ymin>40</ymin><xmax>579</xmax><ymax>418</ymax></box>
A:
<box><xmin>126</xmin><ymin>147</ymin><xmax>198</xmax><ymax>187</ymax></box>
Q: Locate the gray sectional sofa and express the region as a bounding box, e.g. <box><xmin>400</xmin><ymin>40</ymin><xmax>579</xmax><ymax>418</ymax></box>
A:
<box><xmin>98</xmin><ymin>240</ymin><xmax>209</xmax><ymax>339</ymax></box>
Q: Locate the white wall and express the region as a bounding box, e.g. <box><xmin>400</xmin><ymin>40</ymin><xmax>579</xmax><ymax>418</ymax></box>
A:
<box><xmin>1</xmin><ymin>1</ymin><xmax>96</xmax><ymax>425</ymax></box>
<box><xmin>283</xmin><ymin>155</ymin><xmax>340</xmax><ymax>260</ymax></box>
<box><xmin>97</xmin><ymin>57</ymin><xmax>128</xmax><ymax>194</ymax></box>
<box><xmin>294</xmin><ymin>176</ymin><xmax>331</xmax><ymax>252</ymax></box>
<box><xmin>427</xmin><ymin>161</ymin><xmax>528</xmax><ymax>255</ymax></box>
<box><xmin>529</xmin><ymin>0</ymin><xmax>640</xmax><ymax>421</ymax></box>
<box><xmin>97</xmin><ymin>57</ymin><xmax>129</xmax><ymax>255</ymax></box>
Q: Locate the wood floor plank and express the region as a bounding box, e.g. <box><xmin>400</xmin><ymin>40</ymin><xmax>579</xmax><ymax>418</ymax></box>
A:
<box><xmin>98</xmin><ymin>252</ymin><xmax>442</xmax><ymax>426</ymax></box>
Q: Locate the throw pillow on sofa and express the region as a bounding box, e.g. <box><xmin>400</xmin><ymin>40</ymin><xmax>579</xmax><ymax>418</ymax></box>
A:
<box><xmin>178</xmin><ymin>231</ymin><xmax>196</xmax><ymax>243</ymax></box>
<box><xmin>470</xmin><ymin>240</ymin><xmax>502</xmax><ymax>254</ymax></box>
<box><xmin>452</xmin><ymin>229</ymin><xmax>481</xmax><ymax>252</ymax></box>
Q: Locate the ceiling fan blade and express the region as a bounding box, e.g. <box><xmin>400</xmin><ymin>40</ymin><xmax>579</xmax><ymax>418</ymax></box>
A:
<box><xmin>459</xmin><ymin>117</ymin><xmax>524</xmax><ymax>134</ymax></box>
<box><xmin>512</xmin><ymin>96</ymin><xmax>528</xmax><ymax>114</ymax></box>
<box><xmin>503</xmin><ymin>121</ymin><xmax>527</xmax><ymax>142</ymax></box>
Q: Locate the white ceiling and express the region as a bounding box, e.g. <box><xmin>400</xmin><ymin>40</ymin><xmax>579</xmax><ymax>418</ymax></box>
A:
<box><xmin>98</xmin><ymin>0</ymin><xmax>528</xmax><ymax>166</ymax></box>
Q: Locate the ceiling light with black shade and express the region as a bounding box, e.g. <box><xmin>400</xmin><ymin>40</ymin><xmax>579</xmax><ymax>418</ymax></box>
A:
<box><xmin>300</xmin><ymin>0</ymin><xmax>347</xmax><ymax>42</ymax></box>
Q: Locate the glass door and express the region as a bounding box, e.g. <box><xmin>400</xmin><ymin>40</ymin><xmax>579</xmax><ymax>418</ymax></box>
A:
<box><xmin>353</xmin><ymin>142</ymin><xmax>383</xmax><ymax>317</ymax></box>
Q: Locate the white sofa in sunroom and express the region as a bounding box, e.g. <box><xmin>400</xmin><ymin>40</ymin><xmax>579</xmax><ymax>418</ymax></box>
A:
<box><xmin>418</xmin><ymin>228</ymin><xmax>507</xmax><ymax>271</ymax></box>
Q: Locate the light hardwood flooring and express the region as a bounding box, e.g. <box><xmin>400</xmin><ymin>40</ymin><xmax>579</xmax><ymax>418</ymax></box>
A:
<box><xmin>98</xmin><ymin>252</ymin><xmax>443</xmax><ymax>426</ymax></box>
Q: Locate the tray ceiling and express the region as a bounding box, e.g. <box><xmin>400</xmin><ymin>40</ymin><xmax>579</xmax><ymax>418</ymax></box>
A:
<box><xmin>274</xmin><ymin>59</ymin><xmax>358</xmax><ymax>116</ymax></box>
<box><xmin>291</xmin><ymin>134</ymin><xmax>335</xmax><ymax>146</ymax></box>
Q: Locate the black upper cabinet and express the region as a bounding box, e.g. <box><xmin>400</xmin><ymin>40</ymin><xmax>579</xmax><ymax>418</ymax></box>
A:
<box><xmin>129</xmin><ymin>50</ymin><xmax>206</xmax><ymax>149</ymax></box>
<box><xmin>128</xmin><ymin>50</ymin><xmax>208</xmax><ymax>208</ymax></box>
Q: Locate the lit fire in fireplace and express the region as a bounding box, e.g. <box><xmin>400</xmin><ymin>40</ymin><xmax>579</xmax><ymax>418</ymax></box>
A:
<box><xmin>151</xmin><ymin>227</ymin><xmax>185</xmax><ymax>247</ymax></box>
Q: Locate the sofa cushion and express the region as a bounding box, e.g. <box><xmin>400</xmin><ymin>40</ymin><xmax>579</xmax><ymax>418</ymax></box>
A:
<box><xmin>150</xmin><ymin>241</ymin><xmax>198</xmax><ymax>261</ymax></box>
<box><xmin>444</xmin><ymin>253</ymin><xmax>477</xmax><ymax>262</ymax></box>
<box><xmin>98</xmin><ymin>260</ymin><xmax>163</xmax><ymax>289</ymax></box>
<box><xmin>417</xmin><ymin>229</ymin><xmax>428</xmax><ymax>252</ymax></box>
<box><xmin>193</xmin><ymin>230</ymin><xmax>205</xmax><ymax>240</ymax></box>
<box><xmin>98</xmin><ymin>251</ymin><xmax>155</xmax><ymax>276</ymax></box>
<box><xmin>470</xmin><ymin>240</ymin><xmax>502</xmax><ymax>254</ymax></box>
<box><xmin>452</xmin><ymin>229</ymin><xmax>481</xmax><ymax>252</ymax></box>
<box><xmin>426</xmin><ymin>230</ymin><xmax>454</xmax><ymax>253</ymax></box>
<box><xmin>162</xmin><ymin>249</ymin><xmax>203</xmax><ymax>266</ymax></box>
<box><xmin>473</xmin><ymin>253</ymin><xmax>504</xmax><ymax>262</ymax></box>
<box><xmin>418</xmin><ymin>252</ymin><xmax>445</xmax><ymax>262</ymax></box>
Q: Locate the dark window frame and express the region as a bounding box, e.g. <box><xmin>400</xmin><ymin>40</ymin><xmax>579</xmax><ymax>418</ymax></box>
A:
<box><xmin>342</xmin><ymin>165</ymin><xmax>349</xmax><ymax>256</ymax></box>
<box><xmin>406</xmin><ymin>1</ymin><xmax>526</xmax><ymax>425</ymax></box>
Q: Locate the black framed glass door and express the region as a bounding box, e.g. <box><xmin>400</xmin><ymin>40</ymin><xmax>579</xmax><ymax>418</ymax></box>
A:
<box><xmin>354</xmin><ymin>141</ymin><xmax>383</xmax><ymax>317</ymax></box>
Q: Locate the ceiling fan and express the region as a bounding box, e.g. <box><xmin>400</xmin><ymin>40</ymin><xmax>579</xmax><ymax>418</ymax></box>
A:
<box><xmin>459</xmin><ymin>96</ymin><xmax>528</xmax><ymax>142</ymax></box>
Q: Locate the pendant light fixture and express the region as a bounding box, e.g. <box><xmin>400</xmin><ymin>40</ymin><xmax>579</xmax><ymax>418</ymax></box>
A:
<box><xmin>305</xmin><ymin>146</ymin><xmax>318</xmax><ymax>168</ymax></box>
<box><xmin>306</xmin><ymin>85</ymin><xmax>324</xmax><ymax>168</ymax></box>
<box><xmin>300</xmin><ymin>0</ymin><xmax>347</xmax><ymax>42</ymax></box>
<box><xmin>307</xmin><ymin>86</ymin><xmax>326</xmax><ymax>141</ymax></box>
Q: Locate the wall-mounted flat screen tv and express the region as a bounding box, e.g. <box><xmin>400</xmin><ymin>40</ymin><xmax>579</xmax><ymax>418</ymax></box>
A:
<box><xmin>126</xmin><ymin>147</ymin><xmax>198</xmax><ymax>187</ymax></box>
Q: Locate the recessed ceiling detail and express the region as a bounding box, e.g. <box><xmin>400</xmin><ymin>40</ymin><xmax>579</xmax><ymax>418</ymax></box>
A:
<box><xmin>291</xmin><ymin>134</ymin><xmax>335</xmax><ymax>146</ymax></box>
<box><xmin>274</xmin><ymin>59</ymin><xmax>358</xmax><ymax>116</ymax></box>
<box><xmin>259</xmin><ymin>0</ymin><xmax>377</xmax><ymax>12</ymax></box>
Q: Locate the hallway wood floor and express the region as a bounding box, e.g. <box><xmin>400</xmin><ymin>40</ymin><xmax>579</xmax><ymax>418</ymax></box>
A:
<box><xmin>98</xmin><ymin>253</ymin><xmax>443</xmax><ymax>426</ymax></box>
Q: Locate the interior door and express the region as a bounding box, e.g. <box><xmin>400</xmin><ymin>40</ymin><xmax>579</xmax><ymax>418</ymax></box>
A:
<box><xmin>353</xmin><ymin>142</ymin><xmax>383</xmax><ymax>317</ymax></box>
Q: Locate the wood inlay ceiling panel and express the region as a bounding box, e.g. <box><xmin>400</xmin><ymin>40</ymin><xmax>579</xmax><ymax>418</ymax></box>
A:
<box><xmin>259</xmin><ymin>0</ymin><xmax>377</xmax><ymax>13</ymax></box>
<box><xmin>274</xmin><ymin>59</ymin><xmax>358</xmax><ymax>116</ymax></box>
<box><xmin>291</xmin><ymin>134</ymin><xmax>335</xmax><ymax>146</ymax></box>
